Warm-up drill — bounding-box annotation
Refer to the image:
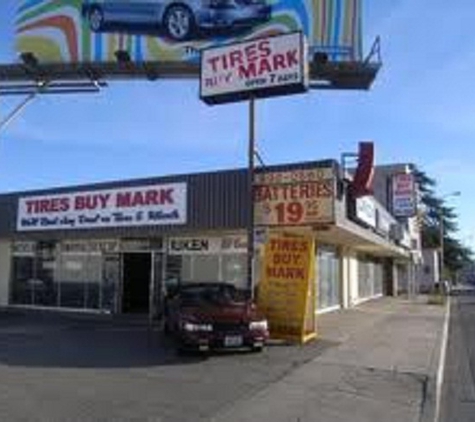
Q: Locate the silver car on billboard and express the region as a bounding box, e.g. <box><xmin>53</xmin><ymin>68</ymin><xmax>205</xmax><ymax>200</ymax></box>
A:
<box><xmin>82</xmin><ymin>0</ymin><xmax>272</xmax><ymax>41</ymax></box>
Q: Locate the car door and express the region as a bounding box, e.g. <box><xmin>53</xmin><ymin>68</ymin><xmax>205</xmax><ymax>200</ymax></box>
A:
<box><xmin>103</xmin><ymin>0</ymin><xmax>150</xmax><ymax>25</ymax></box>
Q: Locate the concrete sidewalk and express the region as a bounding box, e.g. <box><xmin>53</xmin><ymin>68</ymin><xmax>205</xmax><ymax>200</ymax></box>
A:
<box><xmin>212</xmin><ymin>297</ymin><xmax>447</xmax><ymax>422</ymax></box>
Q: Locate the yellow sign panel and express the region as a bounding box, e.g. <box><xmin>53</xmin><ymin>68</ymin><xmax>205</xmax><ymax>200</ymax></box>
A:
<box><xmin>257</xmin><ymin>231</ymin><xmax>316</xmax><ymax>344</ymax></box>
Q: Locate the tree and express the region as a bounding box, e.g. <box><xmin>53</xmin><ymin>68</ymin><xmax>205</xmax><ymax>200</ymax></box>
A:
<box><xmin>413</xmin><ymin>167</ymin><xmax>473</xmax><ymax>277</ymax></box>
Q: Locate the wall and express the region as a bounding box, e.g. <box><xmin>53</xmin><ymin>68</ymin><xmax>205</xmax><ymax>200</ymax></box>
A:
<box><xmin>0</xmin><ymin>240</ymin><xmax>11</xmax><ymax>306</ymax></box>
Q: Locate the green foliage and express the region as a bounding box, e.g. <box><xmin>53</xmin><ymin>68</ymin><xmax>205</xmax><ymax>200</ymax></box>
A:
<box><xmin>413</xmin><ymin>167</ymin><xmax>473</xmax><ymax>274</ymax></box>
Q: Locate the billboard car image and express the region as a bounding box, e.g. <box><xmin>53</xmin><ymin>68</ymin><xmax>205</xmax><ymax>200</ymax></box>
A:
<box><xmin>81</xmin><ymin>0</ymin><xmax>272</xmax><ymax>42</ymax></box>
<box><xmin>15</xmin><ymin>0</ymin><xmax>362</xmax><ymax>66</ymax></box>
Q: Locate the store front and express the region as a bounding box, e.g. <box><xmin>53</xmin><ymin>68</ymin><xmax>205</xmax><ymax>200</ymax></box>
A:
<box><xmin>0</xmin><ymin>159</ymin><xmax>412</xmax><ymax>316</ymax></box>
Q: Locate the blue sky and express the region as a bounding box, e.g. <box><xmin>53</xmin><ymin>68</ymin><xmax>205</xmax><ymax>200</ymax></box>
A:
<box><xmin>1</xmin><ymin>0</ymin><xmax>474</xmax><ymax>245</ymax></box>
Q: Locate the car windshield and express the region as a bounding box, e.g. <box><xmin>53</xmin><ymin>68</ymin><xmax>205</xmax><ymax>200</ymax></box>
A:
<box><xmin>179</xmin><ymin>284</ymin><xmax>243</xmax><ymax>305</ymax></box>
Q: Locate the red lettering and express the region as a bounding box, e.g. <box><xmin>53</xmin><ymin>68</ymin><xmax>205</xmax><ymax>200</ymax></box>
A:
<box><xmin>116</xmin><ymin>192</ymin><xmax>132</xmax><ymax>208</ymax></box>
<box><xmin>160</xmin><ymin>189</ymin><xmax>174</xmax><ymax>205</ymax></box>
<box><xmin>208</xmin><ymin>55</ymin><xmax>220</xmax><ymax>72</ymax></box>
<box><xmin>286</xmin><ymin>49</ymin><xmax>299</xmax><ymax>67</ymax></box>
<box><xmin>258</xmin><ymin>40</ymin><xmax>271</xmax><ymax>57</ymax></box>
<box><xmin>26</xmin><ymin>200</ymin><xmax>36</xmax><ymax>214</ymax></box>
<box><xmin>244</xmin><ymin>43</ymin><xmax>258</xmax><ymax>62</ymax></box>
<box><xmin>238</xmin><ymin>62</ymin><xmax>257</xmax><ymax>79</ymax></box>
<box><xmin>229</xmin><ymin>50</ymin><xmax>243</xmax><ymax>68</ymax></box>
<box><xmin>258</xmin><ymin>58</ymin><xmax>272</xmax><ymax>75</ymax></box>
<box><xmin>145</xmin><ymin>190</ymin><xmax>159</xmax><ymax>206</ymax></box>
<box><xmin>273</xmin><ymin>53</ymin><xmax>286</xmax><ymax>70</ymax></box>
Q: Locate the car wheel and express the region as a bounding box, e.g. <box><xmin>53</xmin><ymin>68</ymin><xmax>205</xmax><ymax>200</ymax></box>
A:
<box><xmin>251</xmin><ymin>345</ymin><xmax>265</xmax><ymax>353</ymax></box>
<box><xmin>88</xmin><ymin>7</ymin><xmax>104</xmax><ymax>32</ymax></box>
<box><xmin>163</xmin><ymin>5</ymin><xmax>194</xmax><ymax>41</ymax></box>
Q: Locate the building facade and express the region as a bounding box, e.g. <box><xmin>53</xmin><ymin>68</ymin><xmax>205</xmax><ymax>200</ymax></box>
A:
<box><xmin>0</xmin><ymin>159</ymin><xmax>417</xmax><ymax>316</ymax></box>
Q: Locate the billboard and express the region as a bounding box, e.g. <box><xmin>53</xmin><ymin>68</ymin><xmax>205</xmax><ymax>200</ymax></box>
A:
<box><xmin>200</xmin><ymin>32</ymin><xmax>308</xmax><ymax>104</ymax></box>
<box><xmin>17</xmin><ymin>183</ymin><xmax>187</xmax><ymax>231</ymax></box>
<box><xmin>392</xmin><ymin>173</ymin><xmax>416</xmax><ymax>218</ymax></box>
<box><xmin>15</xmin><ymin>0</ymin><xmax>363</xmax><ymax>68</ymax></box>
<box><xmin>254</xmin><ymin>167</ymin><xmax>335</xmax><ymax>227</ymax></box>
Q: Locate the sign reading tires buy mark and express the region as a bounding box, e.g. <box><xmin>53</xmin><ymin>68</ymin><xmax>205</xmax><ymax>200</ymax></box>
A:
<box><xmin>200</xmin><ymin>32</ymin><xmax>308</xmax><ymax>105</ymax></box>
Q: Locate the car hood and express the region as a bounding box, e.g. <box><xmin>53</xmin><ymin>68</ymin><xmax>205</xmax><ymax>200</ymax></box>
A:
<box><xmin>181</xmin><ymin>302</ymin><xmax>262</xmax><ymax>323</ymax></box>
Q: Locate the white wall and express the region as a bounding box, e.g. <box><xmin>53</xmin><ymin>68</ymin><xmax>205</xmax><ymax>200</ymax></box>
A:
<box><xmin>0</xmin><ymin>240</ymin><xmax>11</xmax><ymax>306</ymax></box>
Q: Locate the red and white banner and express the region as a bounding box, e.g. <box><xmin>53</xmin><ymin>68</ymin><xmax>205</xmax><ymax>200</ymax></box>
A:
<box><xmin>17</xmin><ymin>183</ymin><xmax>187</xmax><ymax>231</ymax></box>
<box><xmin>200</xmin><ymin>32</ymin><xmax>308</xmax><ymax>104</ymax></box>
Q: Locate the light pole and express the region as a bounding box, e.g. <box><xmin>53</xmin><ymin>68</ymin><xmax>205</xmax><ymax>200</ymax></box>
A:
<box><xmin>439</xmin><ymin>191</ymin><xmax>461</xmax><ymax>285</ymax></box>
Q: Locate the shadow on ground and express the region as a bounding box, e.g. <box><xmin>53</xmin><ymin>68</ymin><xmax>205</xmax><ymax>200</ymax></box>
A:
<box><xmin>0</xmin><ymin>310</ymin><xmax>336</xmax><ymax>369</ymax></box>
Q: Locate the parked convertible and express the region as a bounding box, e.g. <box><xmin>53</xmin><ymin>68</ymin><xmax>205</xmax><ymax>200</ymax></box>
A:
<box><xmin>82</xmin><ymin>0</ymin><xmax>272</xmax><ymax>41</ymax></box>
<box><xmin>164</xmin><ymin>282</ymin><xmax>269</xmax><ymax>352</ymax></box>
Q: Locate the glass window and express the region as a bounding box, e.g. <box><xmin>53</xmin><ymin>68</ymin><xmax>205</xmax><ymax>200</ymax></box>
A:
<box><xmin>35</xmin><ymin>242</ymin><xmax>58</xmax><ymax>307</ymax></box>
<box><xmin>317</xmin><ymin>246</ymin><xmax>340</xmax><ymax>310</ymax></box>
<box><xmin>192</xmin><ymin>255</ymin><xmax>220</xmax><ymax>282</ymax></box>
<box><xmin>223</xmin><ymin>254</ymin><xmax>247</xmax><ymax>289</ymax></box>
<box><xmin>11</xmin><ymin>256</ymin><xmax>35</xmax><ymax>305</ymax></box>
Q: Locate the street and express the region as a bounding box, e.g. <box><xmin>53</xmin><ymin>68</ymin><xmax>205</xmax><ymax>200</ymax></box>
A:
<box><xmin>440</xmin><ymin>287</ymin><xmax>475</xmax><ymax>422</ymax></box>
<box><xmin>0</xmin><ymin>310</ymin><xmax>332</xmax><ymax>422</ymax></box>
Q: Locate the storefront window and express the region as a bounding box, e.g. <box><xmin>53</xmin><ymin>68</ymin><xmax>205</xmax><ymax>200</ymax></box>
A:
<box><xmin>11</xmin><ymin>255</ymin><xmax>35</xmax><ymax>305</ymax></box>
<box><xmin>358</xmin><ymin>256</ymin><xmax>384</xmax><ymax>299</ymax></box>
<box><xmin>35</xmin><ymin>241</ymin><xmax>59</xmax><ymax>307</ymax></box>
<box><xmin>223</xmin><ymin>254</ymin><xmax>247</xmax><ymax>289</ymax></box>
<box><xmin>317</xmin><ymin>246</ymin><xmax>340</xmax><ymax>310</ymax></box>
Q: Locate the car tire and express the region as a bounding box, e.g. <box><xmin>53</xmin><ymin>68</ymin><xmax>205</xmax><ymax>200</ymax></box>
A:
<box><xmin>163</xmin><ymin>5</ymin><xmax>195</xmax><ymax>41</ymax></box>
<box><xmin>88</xmin><ymin>6</ymin><xmax>105</xmax><ymax>32</ymax></box>
<box><xmin>251</xmin><ymin>345</ymin><xmax>265</xmax><ymax>353</ymax></box>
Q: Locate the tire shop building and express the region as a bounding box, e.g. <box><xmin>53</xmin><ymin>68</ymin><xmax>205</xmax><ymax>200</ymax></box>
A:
<box><xmin>0</xmin><ymin>157</ymin><xmax>418</xmax><ymax>316</ymax></box>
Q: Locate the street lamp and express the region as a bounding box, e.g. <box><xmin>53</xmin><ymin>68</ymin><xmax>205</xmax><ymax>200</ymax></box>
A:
<box><xmin>439</xmin><ymin>191</ymin><xmax>461</xmax><ymax>285</ymax></box>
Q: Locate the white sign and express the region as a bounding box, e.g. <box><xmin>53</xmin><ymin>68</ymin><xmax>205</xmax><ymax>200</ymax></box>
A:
<box><xmin>17</xmin><ymin>183</ymin><xmax>187</xmax><ymax>231</ymax></box>
<box><xmin>200</xmin><ymin>32</ymin><xmax>308</xmax><ymax>104</ymax></box>
<box><xmin>168</xmin><ymin>235</ymin><xmax>247</xmax><ymax>255</ymax></box>
<box><xmin>392</xmin><ymin>174</ymin><xmax>416</xmax><ymax>217</ymax></box>
<box><xmin>356</xmin><ymin>196</ymin><xmax>376</xmax><ymax>228</ymax></box>
<box><xmin>254</xmin><ymin>168</ymin><xmax>335</xmax><ymax>226</ymax></box>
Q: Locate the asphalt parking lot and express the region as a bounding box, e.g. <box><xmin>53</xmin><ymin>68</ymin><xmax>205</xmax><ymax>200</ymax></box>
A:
<box><xmin>0</xmin><ymin>310</ymin><xmax>335</xmax><ymax>422</ymax></box>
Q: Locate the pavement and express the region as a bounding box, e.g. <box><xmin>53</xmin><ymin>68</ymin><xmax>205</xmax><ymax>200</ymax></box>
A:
<box><xmin>212</xmin><ymin>296</ymin><xmax>447</xmax><ymax>422</ymax></box>
<box><xmin>0</xmin><ymin>296</ymin><xmax>447</xmax><ymax>422</ymax></box>
<box><xmin>439</xmin><ymin>286</ymin><xmax>475</xmax><ymax>422</ymax></box>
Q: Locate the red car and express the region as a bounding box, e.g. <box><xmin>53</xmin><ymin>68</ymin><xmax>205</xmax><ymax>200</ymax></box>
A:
<box><xmin>164</xmin><ymin>282</ymin><xmax>269</xmax><ymax>352</ymax></box>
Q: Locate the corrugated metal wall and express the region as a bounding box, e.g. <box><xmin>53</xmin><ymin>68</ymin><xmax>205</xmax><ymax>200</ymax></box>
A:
<box><xmin>0</xmin><ymin>160</ymin><xmax>337</xmax><ymax>240</ymax></box>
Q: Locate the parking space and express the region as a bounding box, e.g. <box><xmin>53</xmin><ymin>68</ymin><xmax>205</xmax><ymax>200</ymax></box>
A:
<box><xmin>0</xmin><ymin>311</ymin><xmax>335</xmax><ymax>421</ymax></box>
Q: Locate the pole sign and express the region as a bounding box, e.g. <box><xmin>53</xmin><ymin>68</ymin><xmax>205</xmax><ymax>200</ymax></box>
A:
<box><xmin>200</xmin><ymin>32</ymin><xmax>308</xmax><ymax>105</ymax></box>
<box><xmin>392</xmin><ymin>173</ymin><xmax>417</xmax><ymax>217</ymax></box>
<box><xmin>17</xmin><ymin>183</ymin><xmax>187</xmax><ymax>231</ymax></box>
<box><xmin>254</xmin><ymin>167</ymin><xmax>335</xmax><ymax>227</ymax></box>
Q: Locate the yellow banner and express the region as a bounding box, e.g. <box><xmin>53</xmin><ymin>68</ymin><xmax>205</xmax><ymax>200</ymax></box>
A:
<box><xmin>257</xmin><ymin>231</ymin><xmax>316</xmax><ymax>344</ymax></box>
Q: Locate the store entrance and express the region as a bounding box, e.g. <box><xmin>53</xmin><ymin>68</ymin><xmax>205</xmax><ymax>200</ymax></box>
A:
<box><xmin>122</xmin><ymin>253</ymin><xmax>151</xmax><ymax>314</ymax></box>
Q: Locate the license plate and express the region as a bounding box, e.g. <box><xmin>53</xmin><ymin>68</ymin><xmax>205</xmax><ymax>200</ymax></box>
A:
<box><xmin>224</xmin><ymin>335</ymin><xmax>243</xmax><ymax>347</ymax></box>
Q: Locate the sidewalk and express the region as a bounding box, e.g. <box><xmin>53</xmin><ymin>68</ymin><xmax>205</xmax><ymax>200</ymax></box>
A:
<box><xmin>212</xmin><ymin>296</ymin><xmax>447</xmax><ymax>422</ymax></box>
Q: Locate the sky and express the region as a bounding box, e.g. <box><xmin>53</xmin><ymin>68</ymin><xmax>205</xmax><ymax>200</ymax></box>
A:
<box><xmin>0</xmin><ymin>0</ymin><xmax>474</xmax><ymax>245</ymax></box>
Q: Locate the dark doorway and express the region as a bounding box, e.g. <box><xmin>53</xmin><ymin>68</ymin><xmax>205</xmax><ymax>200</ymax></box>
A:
<box><xmin>122</xmin><ymin>253</ymin><xmax>151</xmax><ymax>313</ymax></box>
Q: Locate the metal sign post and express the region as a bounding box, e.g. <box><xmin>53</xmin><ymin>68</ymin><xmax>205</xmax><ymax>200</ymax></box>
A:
<box><xmin>247</xmin><ymin>97</ymin><xmax>256</xmax><ymax>299</ymax></box>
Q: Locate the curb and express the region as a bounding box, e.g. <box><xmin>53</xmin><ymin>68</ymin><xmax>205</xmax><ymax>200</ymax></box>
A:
<box><xmin>434</xmin><ymin>296</ymin><xmax>451</xmax><ymax>422</ymax></box>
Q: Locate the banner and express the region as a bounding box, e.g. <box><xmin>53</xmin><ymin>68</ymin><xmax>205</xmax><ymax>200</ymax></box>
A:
<box><xmin>254</xmin><ymin>167</ymin><xmax>335</xmax><ymax>226</ymax></box>
<box><xmin>14</xmin><ymin>0</ymin><xmax>363</xmax><ymax>67</ymax></box>
<box><xmin>17</xmin><ymin>183</ymin><xmax>187</xmax><ymax>231</ymax></box>
<box><xmin>257</xmin><ymin>231</ymin><xmax>316</xmax><ymax>343</ymax></box>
